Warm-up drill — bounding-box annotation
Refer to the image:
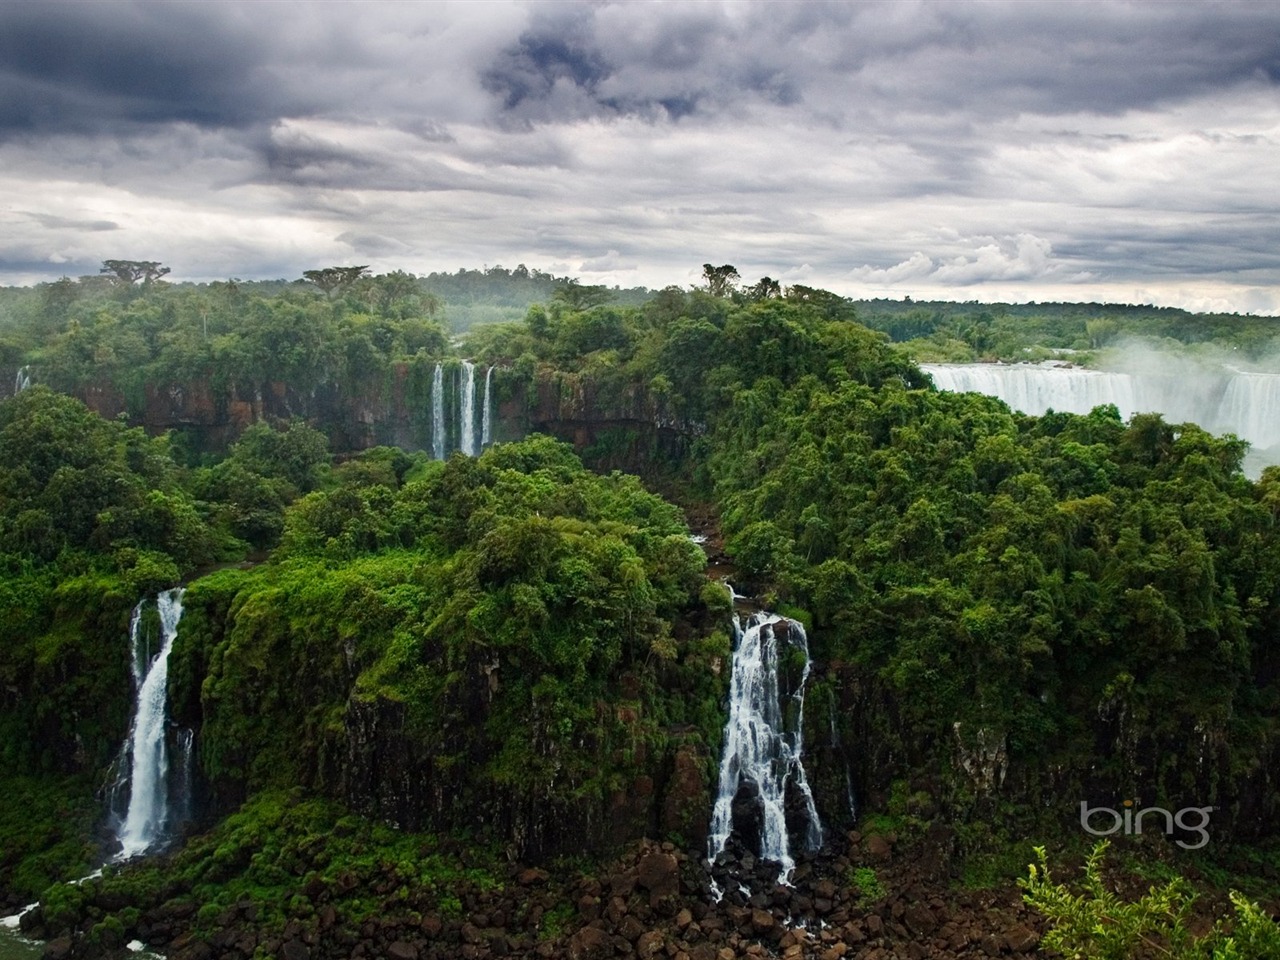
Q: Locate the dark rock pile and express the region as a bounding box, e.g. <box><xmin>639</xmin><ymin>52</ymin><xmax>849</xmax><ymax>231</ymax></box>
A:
<box><xmin>16</xmin><ymin>830</ymin><xmax>1052</xmax><ymax>960</ymax></box>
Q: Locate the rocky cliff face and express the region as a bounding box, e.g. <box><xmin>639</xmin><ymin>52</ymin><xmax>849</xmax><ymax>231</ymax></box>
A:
<box><xmin>10</xmin><ymin>364</ymin><xmax>699</xmax><ymax>475</ymax></box>
<box><xmin>342</xmin><ymin>693</ymin><xmax>712</xmax><ymax>862</ymax></box>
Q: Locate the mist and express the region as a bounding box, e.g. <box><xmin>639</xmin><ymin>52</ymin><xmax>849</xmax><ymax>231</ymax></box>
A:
<box><xmin>925</xmin><ymin>340</ymin><xmax>1280</xmax><ymax>478</ymax></box>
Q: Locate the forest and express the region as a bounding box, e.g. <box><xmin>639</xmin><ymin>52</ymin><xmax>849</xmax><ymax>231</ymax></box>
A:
<box><xmin>1</xmin><ymin>263</ymin><xmax>1278</xmax><ymax>959</ymax></box>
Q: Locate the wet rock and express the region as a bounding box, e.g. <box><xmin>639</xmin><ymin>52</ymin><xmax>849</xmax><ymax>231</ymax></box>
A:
<box><xmin>42</xmin><ymin>937</ymin><xmax>73</xmax><ymax>960</ymax></box>
<box><xmin>280</xmin><ymin>939</ymin><xmax>310</xmax><ymax>960</ymax></box>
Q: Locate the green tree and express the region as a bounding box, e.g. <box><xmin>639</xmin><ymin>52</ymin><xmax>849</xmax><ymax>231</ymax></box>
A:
<box><xmin>701</xmin><ymin>263</ymin><xmax>740</xmax><ymax>298</ymax></box>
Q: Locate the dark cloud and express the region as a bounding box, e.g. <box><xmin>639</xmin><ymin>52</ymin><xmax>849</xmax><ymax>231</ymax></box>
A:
<box><xmin>483</xmin><ymin>17</ymin><xmax>613</xmax><ymax>114</ymax></box>
<box><xmin>0</xmin><ymin>2</ymin><xmax>1277</xmax><ymax>312</ymax></box>
<box><xmin>0</xmin><ymin>2</ymin><xmax>302</xmax><ymax>136</ymax></box>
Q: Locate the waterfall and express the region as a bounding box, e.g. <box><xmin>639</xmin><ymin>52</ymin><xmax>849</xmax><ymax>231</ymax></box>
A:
<box><xmin>707</xmin><ymin>611</ymin><xmax>823</xmax><ymax>883</ymax></box>
<box><xmin>481</xmin><ymin>365</ymin><xmax>494</xmax><ymax>450</ymax></box>
<box><xmin>113</xmin><ymin>588</ymin><xmax>188</xmax><ymax>860</ymax></box>
<box><xmin>459</xmin><ymin>360</ymin><xmax>476</xmax><ymax>457</ymax></box>
<box><xmin>13</xmin><ymin>365</ymin><xmax>30</xmax><ymax>394</ymax></box>
<box><xmin>429</xmin><ymin>360</ymin><xmax>492</xmax><ymax>459</ymax></box>
<box><xmin>922</xmin><ymin>362</ymin><xmax>1280</xmax><ymax>477</ymax></box>
<box><xmin>431</xmin><ymin>363</ymin><xmax>445</xmax><ymax>461</ymax></box>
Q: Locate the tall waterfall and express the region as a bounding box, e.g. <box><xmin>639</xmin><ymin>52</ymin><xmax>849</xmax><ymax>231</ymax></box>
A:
<box><xmin>13</xmin><ymin>365</ymin><xmax>30</xmax><ymax>394</ymax></box>
<box><xmin>429</xmin><ymin>361</ymin><xmax>495</xmax><ymax>459</ymax></box>
<box><xmin>481</xmin><ymin>365</ymin><xmax>494</xmax><ymax>449</ymax></box>
<box><xmin>431</xmin><ymin>363</ymin><xmax>446</xmax><ymax>461</ymax></box>
<box><xmin>459</xmin><ymin>360</ymin><xmax>476</xmax><ymax>457</ymax></box>
<box><xmin>112</xmin><ymin>588</ymin><xmax>189</xmax><ymax>860</ymax></box>
<box><xmin>923</xmin><ymin>362</ymin><xmax>1280</xmax><ymax>476</ymax></box>
<box><xmin>708</xmin><ymin>611</ymin><xmax>823</xmax><ymax>883</ymax></box>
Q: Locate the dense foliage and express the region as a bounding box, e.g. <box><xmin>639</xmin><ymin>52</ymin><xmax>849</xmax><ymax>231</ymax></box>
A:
<box><xmin>169</xmin><ymin>437</ymin><xmax>720</xmax><ymax>830</ymax></box>
<box><xmin>852</xmin><ymin>298</ymin><xmax>1280</xmax><ymax>362</ymax></box>
<box><xmin>1</xmin><ymin>266</ymin><xmax>1278</xmax><ymax>952</ymax></box>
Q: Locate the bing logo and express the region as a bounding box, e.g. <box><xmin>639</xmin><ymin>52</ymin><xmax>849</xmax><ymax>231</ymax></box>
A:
<box><xmin>1079</xmin><ymin>799</ymin><xmax>1213</xmax><ymax>850</ymax></box>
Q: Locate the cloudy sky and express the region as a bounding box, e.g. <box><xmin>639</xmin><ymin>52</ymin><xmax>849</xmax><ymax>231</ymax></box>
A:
<box><xmin>2</xmin><ymin>0</ymin><xmax>1279</xmax><ymax>313</ymax></box>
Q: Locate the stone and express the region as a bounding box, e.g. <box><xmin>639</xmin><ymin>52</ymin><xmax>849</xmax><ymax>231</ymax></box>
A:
<box><xmin>578</xmin><ymin>894</ymin><xmax>601</xmax><ymax>922</ymax></box>
<box><xmin>636</xmin><ymin>929</ymin><xmax>665</xmax><ymax>957</ymax></box>
<box><xmin>865</xmin><ymin>836</ymin><xmax>892</xmax><ymax>861</ymax></box>
<box><xmin>620</xmin><ymin>915</ymin><xmax>647</xmax><ymax>943</ymax></box>
<box><xmin>568</xmin><ymin>926</ymin><xmax>612</xmax><ymax>960</ymax></box>
<box><xmin>902</xmin><ymin>903</ymin><xmax>937</xmax><ymax>937</ymax></box>
<box><xmin>386</xmin><ymin>942</ymin><xmax>419</xmax><ymax>960</ymax></box>
<box><xmin>42</xmin><ymin>938</ymin><xmax>73</xmax><ymax>960</ymax></box>
<box><xmin>636</xmin><ymin>851</ymin><xmax>680</xmax><ymax>904</ymax></box>
<box><xmin>1003</xmin><ymin>925</ymin><xmax>1040</xmax><ymax>952</ymax></box>
<box><xmin>280</xmin><ymin>939</ymin><xmax>310</xmax><ymax>960</ymax></box>
<box><xmin>750</xmin><ymin>908</ymin><xmax>777</xmax><ymax>935</ymax></box>
<box><xmin>420</xmin><ymin>915</ymin><xmax>443</xmax><ymax>938</ymax></box>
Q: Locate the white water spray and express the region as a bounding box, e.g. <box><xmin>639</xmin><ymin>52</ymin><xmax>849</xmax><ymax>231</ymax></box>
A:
<box><xmin>115</xmin><ymin>588</ymin><xmax>186</xmax><ymax>860</ymax></box>
<box><xmin>481</xmin><ymin>365</ymin><xmax>494</xmax><ymax>450</ymax></box>
<box><xmin>922</xmin><ymin>362</ymin><xmax>1280</xmax><ymax>476</ymax></box>
<box><xmin>431</xmin><ymin>363</ymin><xmax>446</xmax><ymax>461</ymax></box>
<box><xmin>707</xmin><ymin>612</ymin><xmax>822</xmax><ymax>883</ymax></box>
<box><xmin>459</xmin><ymin>360</ymin><xmax>476</xmax><ymax>457</ymax></box>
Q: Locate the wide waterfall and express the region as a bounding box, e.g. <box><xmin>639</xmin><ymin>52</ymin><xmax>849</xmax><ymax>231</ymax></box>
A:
<box><xmin>708</xmin><ymin>611</ymin><xmax>823</xmax><ymax>884</ymax></box>
<box><xmin>923</xmin><ymin>362</ymin><xmax>1280</xmax><ymax>476</ymax></box>
<box><xmin>429</xmin><ymin>361</ymin><xmax>494</xmax><ymax>460</ymax></box>
<box><xmin>110</xmin><ymin>588</ymin><xmax>191</xmax><ymax>860</ymax></box>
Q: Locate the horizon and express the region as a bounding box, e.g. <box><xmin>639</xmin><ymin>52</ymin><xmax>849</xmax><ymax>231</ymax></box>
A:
<box><xmin>5</xmin><ymin>264</ymin><xmax>1280</xmax><ymax>319</ymax></box>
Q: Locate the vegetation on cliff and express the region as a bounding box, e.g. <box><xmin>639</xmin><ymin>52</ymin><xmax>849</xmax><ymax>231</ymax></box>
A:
<box><xmin>1</xmin><ymin>266</ymin><xmax>1278</xmax><ymax>954</ymax></box>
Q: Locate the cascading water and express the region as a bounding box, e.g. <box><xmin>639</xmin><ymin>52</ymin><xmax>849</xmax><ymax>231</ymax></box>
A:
<box><xmin>13</xmin><ymin>366</ymin><xmax>30</xmax><ymax>394</ymax></box>
<box><xmin>459</xmin><ymin>360</ymin><xmax>476</xmax><ymax>457</ymax></box>
<box><xmin>481</xmin><ymin>365</ymin><xmax>494</xmax><ymax>450</ymax></box>
<box><xmin>707</xmin><ymin>611</ymin><xmax>823</xmax><ymax>884</ymax></box>
<box><xmin>429</xmin><ymin>361</ymin><xmax>494</xmax><ymax>459</ymax></box>
<box><xmin>431</xmin><ymin>362</ymin><xmax>446</xmax><ymax>461</ymax></box>
<box><xmin>923</xmin><ymin>362</ymin><xmax>1280</xmax><ymax>477</ymax></box>
<box><xmin>112</xmin><ymin>588</ymin><xmax>189</xmax><ymax>860</ymax></box>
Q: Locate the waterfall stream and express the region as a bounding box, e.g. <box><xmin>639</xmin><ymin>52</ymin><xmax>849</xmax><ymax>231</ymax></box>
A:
<box><xmin>431</xmin><ymin>363</ymin><xmax>446</xmax><ymax>461</ymax></box>
<box><xmin>481</xmin><ymin>364</ymin><xmax>494</xmax><ymax>449</ymax></box>
<box><xmin>112</xmin><ymin>588</ymin><xmax>190</xmax><ymax>860</ymax></box>
<box><xmin>707</xmin><ymin>610</ymin><xmax>823</xmax><ymax>884</ymax></box>
<box><xmin>429</xmin><ymin>361</ymin><xmax>494</xmax><ymax>459</ymax></box>
<box><xmin>459</xmin><ymin>360</ymin><xmax>476</xmax><ymax>457</ymax></box>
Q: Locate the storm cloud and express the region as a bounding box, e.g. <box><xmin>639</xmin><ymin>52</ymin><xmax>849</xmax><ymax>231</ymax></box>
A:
<box><xmin>1</xmin><ymin>0</ymin><xmax>1278</xmax><ymax>312</ymax></box>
